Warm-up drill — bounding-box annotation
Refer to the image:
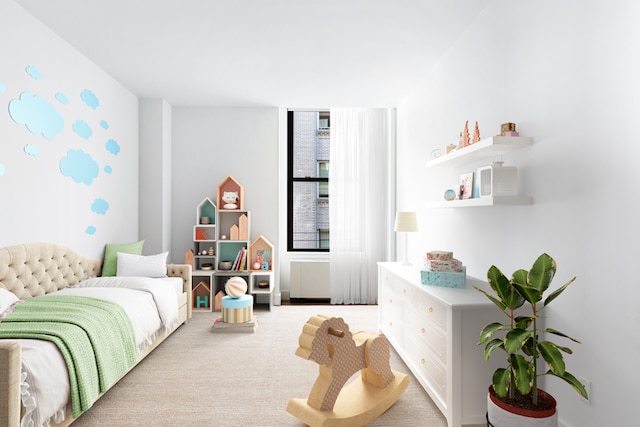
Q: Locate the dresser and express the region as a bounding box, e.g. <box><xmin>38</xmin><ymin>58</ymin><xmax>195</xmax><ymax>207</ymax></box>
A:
<box><xmin>378</xmin><ymin>262</ymin><xmax>502</xmax><ymax>427</ymax></box>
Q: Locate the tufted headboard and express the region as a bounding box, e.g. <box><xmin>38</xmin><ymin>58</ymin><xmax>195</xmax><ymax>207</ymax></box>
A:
<box><xmin>0</xmin><ymin>242</ymin><xmax>103</xmax><ymax>299</ymax></box>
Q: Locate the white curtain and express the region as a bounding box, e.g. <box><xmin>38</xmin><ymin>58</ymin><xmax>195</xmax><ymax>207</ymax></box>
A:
<box><xmin>329</xmin><ymin>108</ymin><xmax>394</xmax><ymax>304</ymax></box>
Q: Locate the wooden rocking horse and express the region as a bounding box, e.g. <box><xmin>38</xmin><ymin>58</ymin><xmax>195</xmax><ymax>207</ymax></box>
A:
<box><xmin>286</xmin><ymin>314</ymin><xmax>409</xmax><ymax>426</ymax></box>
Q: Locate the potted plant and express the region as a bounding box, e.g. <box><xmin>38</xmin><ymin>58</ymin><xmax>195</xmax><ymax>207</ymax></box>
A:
<box><xmin>474</xmin><ymin>253</ymin><xmax>588</xmax><ymax>427</ymax></box>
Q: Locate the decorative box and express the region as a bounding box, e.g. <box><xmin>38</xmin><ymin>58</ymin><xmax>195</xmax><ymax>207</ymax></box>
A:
<box><xmin>222</xmin><ymin>294</ymin><xmax>253</xmax><ymax>323</ymax></box>
<box><xmin>425</xmin><ymin>251</ymin><xmax>453</xmax><ymax>261</ymax></box>
<box><xmin>421</xmin><ymin>266</ymin><xmax>466</xmax><ymax>288</ymax></box>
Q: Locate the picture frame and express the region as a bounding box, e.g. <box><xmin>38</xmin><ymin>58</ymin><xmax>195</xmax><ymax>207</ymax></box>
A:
<box><xmin>459</xmin><ymin>172</ymin><xmax>474</xmax><ymax>200</ymax></box>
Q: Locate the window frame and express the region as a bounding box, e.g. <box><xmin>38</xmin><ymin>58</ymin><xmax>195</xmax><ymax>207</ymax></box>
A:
<box><xmin>287</xmin><ymin>110</ymin><xmax>330</xmax><ymax>252</ymax></box>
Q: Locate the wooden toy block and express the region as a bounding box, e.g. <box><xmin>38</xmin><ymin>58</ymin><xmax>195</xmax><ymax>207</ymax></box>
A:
<box><xmin>287</xmin><ymin>314</ymin><xmax>409</xmax><ymax>426</ymax></box>
<box><xmin>239</xmin><ymin>214</ymin><xmax>248</xmax><ymax>240</ymax></box>
<box><xmin>230</xmin><ymin>224</ymin><xmax>239</xmax><ymax>240</ymax></box>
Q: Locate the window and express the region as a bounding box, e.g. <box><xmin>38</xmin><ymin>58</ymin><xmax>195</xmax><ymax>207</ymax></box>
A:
<box><xmin>287</xmin><ymin>110</ymin><xmax>330</xmax><ymax>251</ymax></box>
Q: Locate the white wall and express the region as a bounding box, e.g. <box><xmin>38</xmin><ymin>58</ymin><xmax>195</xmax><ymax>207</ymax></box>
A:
<box><xmin>0</xmin><ymin>1</ymin><xmax>139</xmax><ymax>258</ymax></box>
<box><xmin>170</xmin><ymin>107</ymin><xmax>280</xmax><ymax>293</ymax></box>
<box><xmin>139</xmin><ymin>98</ymin><xmax>172</xmax><ymax>255</ymax></box>
<box><xmin>397</xmin><ymin>1</ymin><xmax>639</xmax><ymax>426</ymax></box>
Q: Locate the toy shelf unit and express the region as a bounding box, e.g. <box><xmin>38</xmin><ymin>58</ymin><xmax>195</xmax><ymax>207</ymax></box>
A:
<box><xmin>193</xmin><ymin>197</ymin><xmax>217</xmax><ymax>271</ymax></box>
<box><xmin>248</xmin><ymin>235</ymin><xmax>274</xmax><ymax>272</ymax></box>
<box><xmin>191</xmin><ymin>271</ymin><xmax>215</xmax><ymax>312</ymax></box>
<box><xmin>425</xmin><ymin>136</ymin><xmax>533</xmax><ymax>208</ymax></box>
<box><xmin>249</xmin><ymin>271</ymin><xmax>274</xmax><ymax>310</ymax></box>
<box><xmin>217</xmin><ymin>175</ymin><xmax>244</xmax><ymax>210</ymax></box>
<box><xmin>216</xmin><ymin>210</ymin><xmax>250</xmax><ymax>271</ymax></box>
<box><xmin>212</xmin><ymin>271</ymin><xmax>251</xmax><ymax>311</ymax></box>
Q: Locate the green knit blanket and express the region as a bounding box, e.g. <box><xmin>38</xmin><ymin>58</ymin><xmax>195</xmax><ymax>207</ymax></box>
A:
<box><xmin>0</xmin><ymin>295</ymin><xmax>137</xmax><ymax>417</ymax></box>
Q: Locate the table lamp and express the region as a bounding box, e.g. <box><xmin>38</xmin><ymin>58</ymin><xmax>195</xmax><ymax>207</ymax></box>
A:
<box><xmin>394</xmin><ymin>211</ymin><xmax>418</xmax><ymax>266</ymax></box>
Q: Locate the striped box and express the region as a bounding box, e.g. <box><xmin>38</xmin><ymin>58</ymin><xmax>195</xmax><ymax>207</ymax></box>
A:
<box><xmin>222</xmin><ymin>294</ymin><xmax>253</xmax><ymax>323</ymax></box>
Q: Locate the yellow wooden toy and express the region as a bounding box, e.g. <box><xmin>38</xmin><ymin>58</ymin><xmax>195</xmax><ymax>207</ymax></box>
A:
<box><xmin>287</xmin><ymin>314</ymin><xmax>409</xmax><ymax>426</ymax></box>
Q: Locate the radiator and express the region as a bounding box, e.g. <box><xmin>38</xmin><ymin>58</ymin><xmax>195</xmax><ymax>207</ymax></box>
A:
<box><xmin>290</xmin><ymin>259</ymin><xmax>330</xmax><ymax>299</ymax></box>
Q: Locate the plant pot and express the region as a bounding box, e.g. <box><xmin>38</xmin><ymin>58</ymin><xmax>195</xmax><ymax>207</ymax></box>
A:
<box><xmin>487</xmin><ymin>386</ymin><xmax>558</xmax><ymax>427</ymax></box>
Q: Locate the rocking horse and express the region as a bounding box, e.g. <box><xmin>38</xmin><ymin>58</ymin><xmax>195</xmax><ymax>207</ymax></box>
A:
<box><xmin>286</xmin><ymin>314</ymin><xmax>409</xmax><ymax>426</ymax></box>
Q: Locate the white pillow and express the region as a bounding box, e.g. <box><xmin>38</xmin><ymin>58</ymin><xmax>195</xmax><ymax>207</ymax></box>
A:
<box><xmin>116</xmin><ymin>252</ymin><xmax>168</xmax><ymax>278</ymax></box>
<box><xmin>0</xmin><ymin>288</ymin><xmax>20</xmax><ymax>322</ymax></box>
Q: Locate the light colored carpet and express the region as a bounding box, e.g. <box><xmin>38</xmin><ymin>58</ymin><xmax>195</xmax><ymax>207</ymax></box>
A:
<box><xmin>72</xmin><ymin>305</ymin><xmax>469</xmax><ymax>427</ymax></box>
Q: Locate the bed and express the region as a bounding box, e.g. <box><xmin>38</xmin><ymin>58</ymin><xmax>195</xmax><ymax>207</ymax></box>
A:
<box><xmin>0</xmin><ymin>243</ymin><xmax>192</xmax><ymax>427</ymax></box>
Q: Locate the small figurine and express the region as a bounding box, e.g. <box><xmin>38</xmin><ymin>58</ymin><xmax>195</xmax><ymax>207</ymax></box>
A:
<box><xmin>472</xmin><ymin>121</ymin><xmax>481</xmax><ymax>144</ymax></box>
<box><xmin>222</xmin><ymin>191</ymin><xmax>239</xmax><ymax>209</ymax></box>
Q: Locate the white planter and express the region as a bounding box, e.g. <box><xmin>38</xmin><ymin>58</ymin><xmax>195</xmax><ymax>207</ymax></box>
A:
<box><xmin>487</xmin><ymin>391</ymin><xmax>558</xmax><ymax>427</ymax></box>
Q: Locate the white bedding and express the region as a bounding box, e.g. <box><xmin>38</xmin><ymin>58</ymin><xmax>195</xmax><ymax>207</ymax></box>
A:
<box><xmin>2</xmin><ymin>276</ymin><xmax>183</xmax><ymax>427</ymax></box>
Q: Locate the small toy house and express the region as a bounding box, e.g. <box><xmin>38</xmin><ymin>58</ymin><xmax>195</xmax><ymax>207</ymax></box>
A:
<box><xmin>248</xmin><ymin>235</ymin><xmax>274</xmax><ymax>271</ymax></box>
<box><xmin>217</xmin><ymin>176</ymin><xmax>244</xmax><ymax>210</ymax></box>
<box><xmin>192</xmin><ymin>281</ymin><xmax>211</xmax><ymax>310</ymax></box>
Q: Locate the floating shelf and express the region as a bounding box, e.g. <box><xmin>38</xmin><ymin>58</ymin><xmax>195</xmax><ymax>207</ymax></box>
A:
<box><xmin>426</xmin><ymin>196</ymin><xmax>533</xmax><ymax>208</ymax></box>
<box><xmin>425</xmin><ymin>136</ymin><xmax>533</xmax><ymax>169</ymax></box>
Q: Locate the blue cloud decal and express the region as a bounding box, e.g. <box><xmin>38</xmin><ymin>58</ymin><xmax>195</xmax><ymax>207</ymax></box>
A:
<box><xmin>55</xmin><ymin>92</ymin><xmax>68</xmax><ymax>104</ymax></box>
<box><xmin>24</xmin><ymin>144</ymin><xmax>40</xmax><ymax>157</ymax></box>
<box><xmin>80</xmin><ymin>89</ymin><xmax>99</xmax><ymax>109</ymax></box>
<box><xmin>59</xmin><ymin>149</ymin><xmax>99</xmax><ymax>185</ymax></box>
<box><xmin>9</xmin><ymin>92</ymin><xmax>64</xmax><ymax>140</ymax></box>
<box><xmin>86</xmin><ymin>225</ymin><xmax>96</xmax><ymax>235</ymax></box>
<box><xmin>25</xmin><ymin>65</ymin><xmax>42</xmax><ymax>80</ymax></box>
<box><xmin>100</xmin><ymin>120</ymin><xmax>109</xmax><ymax>129</ymax></box>
<box><xmin>104</xmin><ymin>165</ymin><xmax>112</xmax><ymax>174</ymax></box>
<box><xmin>0</xmin><ymin>164</ymin><xmax>5</xmax><ymax>176</ymax></box>
<box><xmin>91</xmin><ymin>198</ymin><xmax>109</xmax><ymax>215</ymax></box>
<box><xmin>0</xmin><ymin>82</ymin><xmax>5</xmax><ymax>94</ymax></box>
<box><xmin>72</xmin><ymin>120</ymin><xmax>92</xmax><ymax>139</ymax></box>
<box><xmin>105</xmin><ymin>139</ymin><xmax>120</xmax><ymax>155</ymax></box>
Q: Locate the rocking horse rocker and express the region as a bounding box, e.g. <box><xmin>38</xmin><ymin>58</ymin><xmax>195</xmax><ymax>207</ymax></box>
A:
<box><xmin>286</xmin><ymin>314</ymin><xmax>409</xmax><ymax>426</ymax></box>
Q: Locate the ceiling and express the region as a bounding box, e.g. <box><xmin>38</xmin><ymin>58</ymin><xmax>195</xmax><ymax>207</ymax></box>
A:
<box><xmin>15</xmin><ymin>0</ymin><xmax>488</xmax><ymax>107</ymax></box>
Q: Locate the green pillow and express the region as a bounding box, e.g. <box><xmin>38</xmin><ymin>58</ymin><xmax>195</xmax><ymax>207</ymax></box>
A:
<box><xmin>102</xmin><ymin>240</ymin><xmax>144</xmax><ymax>276</ymax></box>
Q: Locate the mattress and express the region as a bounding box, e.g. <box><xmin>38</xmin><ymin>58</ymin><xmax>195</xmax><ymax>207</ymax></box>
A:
<box><xmin>0</xmin><ymin>276</ymin><xmax>183</xmax><ymax>427</ymax></box>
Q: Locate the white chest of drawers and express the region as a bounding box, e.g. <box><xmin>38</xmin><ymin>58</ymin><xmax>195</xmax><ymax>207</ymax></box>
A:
<box><xmin>378</xmin><ymin>262</ymin><xmax>502</xmax><ymax>427</ymax></box>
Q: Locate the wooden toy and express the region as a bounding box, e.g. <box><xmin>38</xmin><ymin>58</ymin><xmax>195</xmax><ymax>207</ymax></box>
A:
<box><xmin>472</xmin><ymin>121</ymin><xmax>481</xmax><ymax>143</ymax></box>
<box><xmin>287</xmin><ymin>314</ymin><xmax>409</xmax><ymax>426</ymax></box>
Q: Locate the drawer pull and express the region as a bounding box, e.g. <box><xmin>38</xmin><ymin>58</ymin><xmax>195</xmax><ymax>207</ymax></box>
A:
<box><xmin>389</xmin><ymin>299</ymin><xmax>393</xmax><ymax>304</ymax></box>
<box><xmin>421</xmin><ymin>358</ymin><xmax>426</xmax><ymax>365</ymax></box>
<box><xmin>428</xmin><ymin>306</ymin><xmax>433</xmax><ymax>313</ymax></box>
<box><xmin>421</xmin><ymin>327</ymin><xmax>426</xmax><ymax>334</ymax></box>
<box><xmin>403</xmin><ymin>288</ymin><xmax>407</xmax><ymax>294</ymax></box>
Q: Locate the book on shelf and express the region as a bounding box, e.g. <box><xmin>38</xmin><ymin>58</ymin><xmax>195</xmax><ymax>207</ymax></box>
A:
<box><xmin>232</xmin><ymin>247</ymin><xmax>244</xmax><ymax>270</ymax></box>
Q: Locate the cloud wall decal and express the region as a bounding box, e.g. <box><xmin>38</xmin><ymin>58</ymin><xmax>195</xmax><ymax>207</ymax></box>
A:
<box><xmin>105</xmin><ymin>138</ymin><xmax>120</xmax><ymax>155</ymax></box>
<box><xmin>80</xmin><ymin>89</ymin><xmax>99</xmax><ymax>109</ymax></box>
<box><xmin>59</xmin><ymin>148</ymin><xmax>99</xmax><ymax>185</ymax></box>
<box><xmin>72</xmin><ymin>120</ymin><xmax>93</xmax><ymax>139</ymax></box>
<box><xmin>9</xmin><ymin>92</ymin><xmax>64</xmax><ymax>140</ymax></box>
<box><xmin>91</xmin><ymin>198</ymin><xmax>109</xmax><ymax>215</ymax></box>
<box><xmin>25</xmin><ymin>65</ymin><xmax>42</xmax><ymax>80</ymax></box>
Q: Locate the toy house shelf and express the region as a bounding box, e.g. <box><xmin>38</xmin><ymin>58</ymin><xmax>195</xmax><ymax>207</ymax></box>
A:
<box><xmin>248</xmin><ymin>235</ymin><xmax>274</xmax><ymax>271</ymax></box>
<box><xmin>217</xmin><ymin>175</ymin><xmax>244</xmax><ymax>210</ymax></box>
<box><xmin>188</xmin><ymin>176</ymin><xmax>275</xmax><ymax>311</ymax></box>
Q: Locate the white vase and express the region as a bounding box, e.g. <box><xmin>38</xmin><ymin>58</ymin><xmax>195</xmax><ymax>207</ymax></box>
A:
<box><xmin>486</xmin><ymin>390</ymin><xmax>558</xmax><ymax>427</ymax></box>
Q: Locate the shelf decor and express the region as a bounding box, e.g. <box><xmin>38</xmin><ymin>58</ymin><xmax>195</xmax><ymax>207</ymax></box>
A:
<box><xmin>217</xmin><ymin>176</ymin><xmax>244</xmax><ymax>210</ymax></box>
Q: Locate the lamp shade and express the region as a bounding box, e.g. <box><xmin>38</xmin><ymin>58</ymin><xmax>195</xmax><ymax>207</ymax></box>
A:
<box><xmin>394</xmin><ymin>211</ymin><xmax>418</xmax><ymax>232</ymax></box>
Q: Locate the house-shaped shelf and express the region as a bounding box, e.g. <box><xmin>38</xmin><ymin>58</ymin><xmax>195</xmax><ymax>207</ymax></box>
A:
<box><xmin>193</xmin><ymin>198</ymin><xmax>217</xmax><ymax>241</ymax></box>
<box><xmin>217</xmin><ymin>176</ymin><xmax>244</xmax><ymax>210</ymax></box>
<box><xmin>248</xmin><ymin>235</ymin><xmax>274</xmax><ymax>271</ymax></box>
<box><xmin>192</xmin><ymin>281</ymin><xmax>211</xmax><ymax>311</ymax></box>
<box><xmin>196</xmin><ymin>197</ymin><xmax>217</xmax><ymax>224</ymax></box>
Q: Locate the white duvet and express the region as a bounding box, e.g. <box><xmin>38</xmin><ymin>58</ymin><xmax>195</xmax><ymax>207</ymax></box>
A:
<box><xmin>2</xmin><ymin>276</ymin><xmax>182</xmax><ymax>427</ymax></box>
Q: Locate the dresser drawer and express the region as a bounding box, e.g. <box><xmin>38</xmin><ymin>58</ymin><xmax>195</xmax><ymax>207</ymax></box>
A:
<box><xmin>407</xmin><ymin>339</ymin><xmax>447</xmax><ymax>403</ymax></box>
<box><xmin>408</xmin><ymin>285</ymin><xmax>447</xmax><ymax>332</ymax></box>
<box><xmin>411</xmin><ymin>314</ymin><xmax>447</xmax><ymax>364</ymax></box>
